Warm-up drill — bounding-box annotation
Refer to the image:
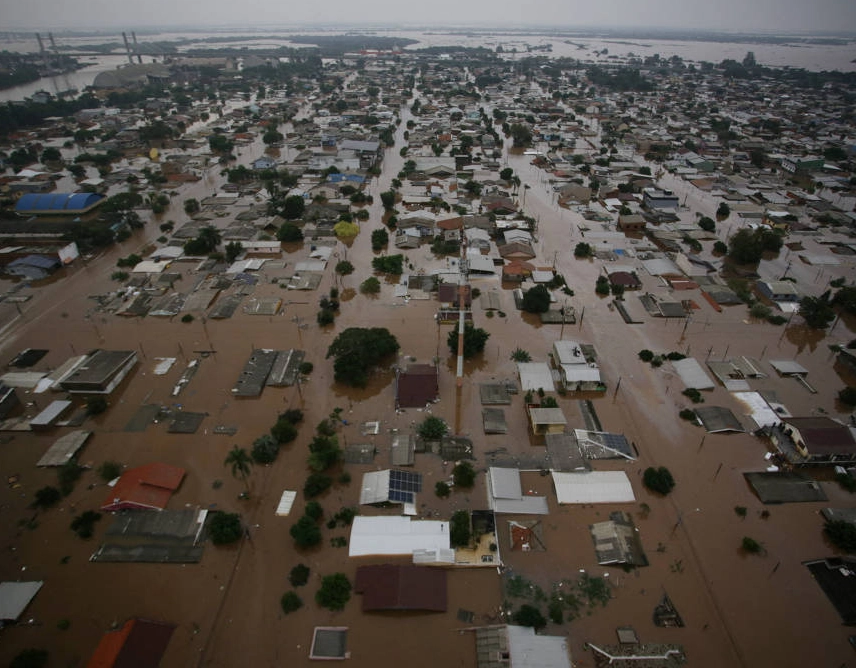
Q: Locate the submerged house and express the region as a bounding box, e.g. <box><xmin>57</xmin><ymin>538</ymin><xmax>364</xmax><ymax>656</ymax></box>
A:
<box><xmin>551</xmin><ymin>341</ymin><xmax>604</xmax><ymax>392</ymax></box>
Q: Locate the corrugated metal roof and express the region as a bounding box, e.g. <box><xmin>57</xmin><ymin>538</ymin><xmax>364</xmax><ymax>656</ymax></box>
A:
<box><xmin>672</xmin><ymin>358</ymin><xmax>715</xmax><ymax>390</ymax></box>
<box><xmin>552</xmin><ymin>471</ymin><xmax>636</xmax><ymax>504</ymax></box>
<box><xmin>489</xmin><ymin>467</ymin><xmax>522</xmax><ymax>500</ymax></box>
<box><xmin>348</xmin><ymin>516</ymin><xmax>449</xmax><ymax>557</ymax></box>
<box><xmin>15</xmin><ymin>192</ymin><xmax>103</xmax><ymax>212</ymax></box>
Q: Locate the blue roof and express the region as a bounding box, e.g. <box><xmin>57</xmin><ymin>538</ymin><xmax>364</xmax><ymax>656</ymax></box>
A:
<box><xmin>15</xmin><ymin>193</ymin><xmax>104</xmax><ymax>213</ymax></box>
<box><xmin>327</xmin><ymin>173</ymin><xmax>365</xmax><ymax>184</ymax></box>
<box><xmin>9</xmin><ymin>254</ymin><xmax>60</xmax><ymax>269</ymax></box>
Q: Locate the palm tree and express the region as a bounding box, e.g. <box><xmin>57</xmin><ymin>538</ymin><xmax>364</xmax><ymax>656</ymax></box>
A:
<box><xmin>224</xmin><ymin>446</ymin><xmax>252</xmax><ymax>494</ymax></box>
<box><xmin>198</xmin><ymin>225</ymin><xmax>222</xmax><ymax>253</ymax></box>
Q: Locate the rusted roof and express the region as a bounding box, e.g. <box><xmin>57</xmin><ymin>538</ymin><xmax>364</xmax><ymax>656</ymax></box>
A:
<box><xmin>355</xmin><ymin>564</ymin><xmax>447</xmax><ymax>612</ymax></box>
<box><xmin>87</xmin><ymin>618</ymin><xmax>175</xmax><ymax>668</ymax></box>
<box><xmin>102</xmin><ymin>463</ymin><xmax>185</xmax><ymax>512</ymax></box>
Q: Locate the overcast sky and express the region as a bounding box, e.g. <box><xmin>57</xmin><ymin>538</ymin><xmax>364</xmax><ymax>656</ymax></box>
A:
<box><xmin>1</xmin><ymin>0</ymin><xmax>855</xmax><ymax>33</ymax></box>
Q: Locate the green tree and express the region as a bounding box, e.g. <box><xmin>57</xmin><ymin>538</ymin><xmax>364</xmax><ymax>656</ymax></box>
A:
<box><xmin>839</xmin><ymin>387</ymin><xmax>856</xmax><ymax>406</ymax></box>
<box><xmin>513</xmin><ymin>604</ymin><xmax>547</xmax><ymax>631</ymax></box>
<box><xmin>509</xmin><ymin>123</ymin><xmax>533</xmax><ymax>147</ymax></box>
<box><xmin>277</xmin><ymin>222</ymin><xmax>304</xmax><ymax>242</ymax></box>
<box><xmin>32</xmin><ymin>486</ymin><xmax>61</xmax><ymax>509</ymax></box>
<box><xmin>372</xmin><ymin>254</ymin><xmax>404</xmax><ymax>275</ymax></box>
<box><xmin>643</xmin><ymin>466</ymin><xmax>675</xmax><ymax>495</ymax></box>
<box><xmin>717</xmin><ymin>202</ymin><xmax>731</xmax><ymax>219</ymax></box>
<box><xmin>251</xmin><ymin>435</ymin><xmax>280</xmax><ymax>464</ymax></box>
<box><xmin>70</xmin><ymin>510</ymin><xmax>101</xmax><ymax>539</ymax></box>
<box><xmin>209</xmin><ymin>512</ymin><xmax>243</xmax><ymax>545</ymax></box>
<box><xmin>40</xmin><ymin>147</ymin><xmax>62</xmax><ymax>163</ymax></box>
<box><xmin>832</xmin><ymin>286</ymin><xmax>856</xmax><ymax>315</ymax></box>
<box><xmin>335</xmin><ymin>260</ymin><xmax>354</xmax><ymax>278</ymax></box>
<box><xmin>289</xmin><ymin>563</ymin><xmax>311</xmax><ymax>586</ymax></box>
<box><xmin>97</xmin><ymin>461</ymin><xmax>122</xmax><ymax>481</ymax></box>
<box><xmin>521</xmin><ymin>284</ymin><xmax>551</xmax><ymax>313</ymax></box>
<box><xmin>450</xmin><ymin>510</ymin><xmax>471</xmax><ymax>547</ymax></box>
<box><xmin>698</xmin><ymin>216</ymin><xmax>715</xmax><ymax>232</ymax></box>
<box><xmin>221</xmin><ymin>240</ymin><xmax>241</xmax><ymax>263</ymax></box>
<box><xmin>380</xmin><ymin>190</ymin><xmax>396</xmax><ymax>209</ymax></box>
<box><xmin>280</xmin><ymin>591</ymin><xmax>303</xmax><ymax>614</ymax></box>
<box><xmin>282</xmin><ymin>195</ymin><xmax>306</xmax><ymax>220</ymax></box>
<box><xmin>417</xmin><ymin>416</ymin><xmax>447</xmax><ymax>440</ymax></box>
<box><xmin>741</xmin><ymin>536</ymin><xmax>763</xmax><ymax>554</ymax></box>
<box><xmin>303</xmin><ymin>472</ymin><xmax>333</xmax><ymax>498</ymax></box>
<box><xmin>511</xmin><ymin>348</ymin><xmax>531</xmax><ymax>362</ymax></box>
<box><xmin>290</xmin><ymin>514</ymin><xmax>322</xmax><ymax>548</ymax></box>
<box><xmin>326</xmin><ymin>327</ymin><xmax>400</xmax><ymax>387</ymax></box>
<box><xmin>197</xmin><ymin>225</ymin><xmax>222</xmax><ymax>253</ymax></box>
<box><xmin>371</xmin><ymin>228</ymin><xmax>389</xmax><ymax>251</ymax></box>
<box><xmin>224</xmin><ymin>446</ymin><xmax>252</xmax><ymax>492</ymax></box>
<box><xmin>360</xmin><ymin>277</ymin><xmax>381</xmax><ymax>295</ymax></box>
<box><xmin>825</xmin><ymin>520</ymin><xmax>856</xmax><ymax>552</ymax></box>
<box><xmin>728</xmin><ymin>227</ymin><xmax>782</xmax><ymax>265</ymax></box>
<box><xmin>499</xmin><ymin>167</ymin><xmax>513</xmax><ymax>181</ymax></box>
<box><xmin>316</xmin><ymin>573</ymin><xmax>352</xmax><ymax>611</ymax></box>
<box><xmin>184</xmin><ymin>198</ymin><xmax>200</xmax><ymax>215</ymax></box>
<box><xmin>446</xmin><ymin>323</ymin><xmax>490</xmax><ymax>359</ymax></box>
<box><xmin>435</xmin><ymin>481</ymin><xmax>451</xmax><ymax>498</ymax></box>
<box><xmin>574</xmin><ymin>242</ymin><xmax>593</xmax><ymax>258</ymax></box>
<box><xmin>799</xmin><ymin>291</ymin><xmax>835</xmax><ymax>329</ymax></box>
<box><xmin>452</xmin><ymin>461</ymin><xmax>476</xmax><ymax>488</ymax></box>
<box><xmin>308</xmin><ymin>435</ymin><xmax>342</xmax><ymax>472</ymax></box>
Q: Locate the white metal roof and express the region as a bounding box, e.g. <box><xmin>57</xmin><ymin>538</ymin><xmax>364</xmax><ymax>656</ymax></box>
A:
<box><xmin>0</xmin><ymin>581</ymin><xmax>43</xmax><ymax>621</ymax></box>
<box><xmin>641</xmin><ymin>257</ymin><xmax>682</xmax><ymax>276</ymax></box>
<box><xmin>769</xmin><ymin>359</ymin><xmax>808</xmax><ymax>375</ymax></box>
<box><xmin>359</xmin><ymin>470</ymin><xmax>391</xmax><ymax>505</ymax></box>
<box><xmin>672</xmin><ymin>358</ymin><xmax>715</xmax><ymax>390</ymax></box>
<box><xmin>30</xmin><ymin>400</ymin><xmax>72</xmax><ymax>427</ymax></box>
<box><xmin>560</xmin><ymin>365</ymin><xmax>602</xmax><ymax>382</ymax></box>
<box><xmin>348</xmin><ymin>516</ymin><xmax>449</xmax><ymax>557</ymax></box>
<box><xmin>732</xmin><ymin>391</ymin><xmax>784</xmax><ymax>430</ymax></box>
<box><xmin>275</xmin><ymin>490</ymin><xmax>297</xmax><ymax>516</ymax></box>
<box><xmin>517</xmin><ymin>362</ymin><xmax>555</xmax><ymax>392</ymax></box>
<box><xmin>551</xmin><ymin>471</ymin><xmax>636</xmax><ymax>504</ymax></box>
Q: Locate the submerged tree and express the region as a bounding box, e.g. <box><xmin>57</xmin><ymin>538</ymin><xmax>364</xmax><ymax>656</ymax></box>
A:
<box><xmin>224</xmin><ymin>446</ymin><xmax>253</xmax><ymax>493</ymax></box>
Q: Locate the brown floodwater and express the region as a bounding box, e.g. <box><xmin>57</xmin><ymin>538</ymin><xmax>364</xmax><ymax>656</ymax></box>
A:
<box><xmin>1</xmin><ymin>102</ymin><xmax>856</xmax><ymax>668</ymax></box>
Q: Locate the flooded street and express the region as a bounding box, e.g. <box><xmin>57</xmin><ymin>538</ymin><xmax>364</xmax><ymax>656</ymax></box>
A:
<box><xmin>2</xmin><ymin>56</ymin><xmax>856</xmax><ymax>668</ymax></box>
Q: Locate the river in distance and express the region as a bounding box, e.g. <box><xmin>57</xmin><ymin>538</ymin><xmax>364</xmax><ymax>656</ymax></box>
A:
<box><xmin>0</xmin><ymin>27</ymin><xmax>854</xmax><ymax>102</ymax></box>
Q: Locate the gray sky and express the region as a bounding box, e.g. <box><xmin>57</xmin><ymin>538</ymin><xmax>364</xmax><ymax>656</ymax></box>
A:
<box><xmin>1</xmin><ymin>0</ymin><xmax>855</xmax><ymax>33</ymax></box>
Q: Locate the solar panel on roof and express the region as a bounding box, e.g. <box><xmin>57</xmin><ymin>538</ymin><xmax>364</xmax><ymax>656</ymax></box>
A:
<box><xmin>387</xmin><ymin>470</ymin><xmax>422</xmax><ymax>503</ymax></box>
